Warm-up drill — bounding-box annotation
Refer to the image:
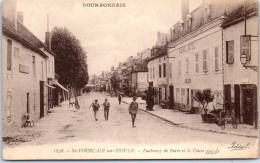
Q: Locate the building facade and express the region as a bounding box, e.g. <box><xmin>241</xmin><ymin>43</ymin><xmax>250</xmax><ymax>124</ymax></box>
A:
<box><xmin>147</xmin><ymin>45</ymin><xmax>169</xmax><ymax>104</ymax></box>
<box><xmin>2</xmin><ymin>12</ymin><xmax>52</xmax><ymax>133</ymax></box>
<box><xmin>1</xmin><ymin>0</ymin><xmax>68</xmax><ymax>133</ymax></box>
<box><xmin>222</xmin><ymin>1</ymin><xmax>258</xmax><ymax>128</ymax></box>
<box><xmin>130</xmin><ymin>64</ymin><xmax>149</xmax><ymax>96</ymax></box>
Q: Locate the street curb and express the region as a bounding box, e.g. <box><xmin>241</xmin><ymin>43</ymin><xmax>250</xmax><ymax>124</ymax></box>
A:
<box><xmin>123</xmin><ymin>100</ymin><xmax>258</xmax><ymax>138</ymax></box>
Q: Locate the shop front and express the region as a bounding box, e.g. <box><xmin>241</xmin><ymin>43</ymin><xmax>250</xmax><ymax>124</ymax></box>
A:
<box><xmin>224</xmin><ymin>84</ymin><xmax>258</xmax><ymax>128</ymax></box>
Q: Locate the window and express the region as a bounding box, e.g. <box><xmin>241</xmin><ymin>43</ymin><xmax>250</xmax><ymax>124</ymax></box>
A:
<box><xmin>226</xmin><ymin>41</ymin><xmax>234</xmax><ymax>64</ymax></box>
<box><xmin>215</xmin><ymin>46</ymin><xmax>220</xmax><ymax>71</ymax></box>
<box><xmin>153</xmin><ymin>67</ymin><xmax>155</xmax><ymax>79</ymax></box>
<box><xmin>178</xmin><ymin>60</ymin><xmax>181</xmax><ymax>76</ymax></box>
<box><xmin>202</xmin><ymin>50</ymin><xmax>208</xmax><ymax>72</ymax></box>
<box><xmin>195</xmin><ymin>53</ymin><xmax>199</xmax><ymax>73</ymax></box>
<box><xmin>181</xmin><ymin>88</ymin><xmax>185</xmax><ymax>104</ymax></box>
<box><xmin>159</xmin><ymin>65</ymin><xmax>162</xmax><ymax>78</ymax></box>
<box><xmin>169</xmin><ymin>63</ymin><xmax>172</xmax><ymax>78</ymax></box>
<box><xmin>149</xmin><ymin>67</ymin><xmax>152</xmax><ymax>79</ymax></box>
<box><xmin>186</xmin><ymin>57</ymin><xmax>189</xmax><ymax>75</ymax></box>
<box><xmin>7</xmin><ymin>40</ymin><xmax>12</xmax><ymax>71</ymax></box>
<box><xmin>163</xmin><ymin>63</ymin><xmax>166</xmax><ymax>77</ymax></box>
<box><xmin>32</xmin><ymin>56</ymin><xmax>36</xmax><ymax>78</ymax></box>
<box><xmin>48</xmin><ymin>60</ymin><xmax>50</xmax><ymax>73</ymax></box>
<box><xmin>176</xmin><ymin>88</ymin><xmax>180</xmax><ymax>103</ymax></box>
<box><xmin>52</xmin><ymin>61</ymin><xmax>54</xmax><ymax>74</ymax></box>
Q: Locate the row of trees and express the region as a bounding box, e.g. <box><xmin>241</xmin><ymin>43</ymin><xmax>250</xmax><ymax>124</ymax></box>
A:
<box><xmin>51</xmin><ymin>27</ymin><xmax>89</xmax><ymax>94</ymax></box>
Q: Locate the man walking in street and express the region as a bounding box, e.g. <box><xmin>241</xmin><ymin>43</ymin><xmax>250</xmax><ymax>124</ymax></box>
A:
<box><xmin>89</xmin><ymin>99</ymin><xmax>100</xmax><ymax>121</ymax></box>
<box><xmin>103</xmin><ymin>99</ymin><xmax>110</xmax><ymax>121</ymax></box>
<box><xmin>128</xmin><ymin>97</ymin><xmax>138</xmax><ymax>128</ymax></box>
<box><xmin>118</xmin><ymin>94</ymin><xmax>122</xmax><ymax>105</ymax></box>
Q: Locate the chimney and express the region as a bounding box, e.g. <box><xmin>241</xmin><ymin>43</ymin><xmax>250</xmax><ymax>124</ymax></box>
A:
<box><xmin>45</xmin><ymin>15</ymin><xmax>51</xmax><ymax>50</ymax></box>
<box><xmin>2</xmin><ymin>0</ymin><xmax>17</xmax><ymax>30</ymax></box>
<box><xmin>17</xmin><ymin>12</ymin><xmax>23</xmax><ymax>24</ymax></box>
<box><xmin>181</xmin><ymin>0</ymin><xmax>189</xmax><ymax>20</ymax></box>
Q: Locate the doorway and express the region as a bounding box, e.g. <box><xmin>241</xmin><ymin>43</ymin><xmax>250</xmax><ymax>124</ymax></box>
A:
<box><xmin>26</xmin><ymin>93</ymin><xmax>30</xmax><ymax>114</ymax></box>
<box><xmin>243</xmin><ymin>89</ymin><xmax>254</xmax><ymax>125</ymax></box>
<box><xmin>169</xmin><ymin>85</ymin><xmax>174</xmax><ymax>109</ymax></box>
<box><xmin>40</xmin><ymin>81</ymin><xmax>44</xmax><ymax>118</ymax></box>
<box><xmin>159</xmin><ymin>88</ymin><xmax>162</xmax><ymax>105</ymax></box>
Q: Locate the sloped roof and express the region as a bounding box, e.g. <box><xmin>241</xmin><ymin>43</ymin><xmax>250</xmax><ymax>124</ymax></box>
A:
<box><xmin>147</xmin><ymin>45</ymin><xmax>167</xmax><ymax>62</ymax></box>
<box><xmin>2</xmin><ymin>17</ymin><xmax>55</xmax><ymax>58</ymax></box>
<box><xmin>222</xmin><ymin>1</ymin><xmax>258</xmax><ymax>28</ymax></box>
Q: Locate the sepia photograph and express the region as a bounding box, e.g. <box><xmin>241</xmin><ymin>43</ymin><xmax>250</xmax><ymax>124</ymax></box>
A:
<box><xmin>1</xmin><ymin>0</ymin><xmax>259</xmax><ymax>160</ymax></box>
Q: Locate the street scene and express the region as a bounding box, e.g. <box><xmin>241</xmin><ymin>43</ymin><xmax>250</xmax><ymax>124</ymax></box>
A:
<box><xmin>2</xmin><ymin>92</ymin><xmax>258</xmax><ymax>159</ymax></box>
<box><xmin>2</xmin><ymin>0</ymin><xmax>259</xmax><ymax>160</ymax></box>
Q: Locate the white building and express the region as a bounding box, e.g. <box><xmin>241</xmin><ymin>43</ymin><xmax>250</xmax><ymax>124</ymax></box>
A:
<box><xmin>222</xmin><ymin>0</ymin><xmax>258</xmax><ymax>128</ymax></box>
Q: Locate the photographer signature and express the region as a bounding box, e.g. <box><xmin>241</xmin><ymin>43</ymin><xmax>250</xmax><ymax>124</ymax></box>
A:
<box><xmin>228</xmin><ymin>142</ymin><xmax>250</xmax><ymax>151</ymax></box>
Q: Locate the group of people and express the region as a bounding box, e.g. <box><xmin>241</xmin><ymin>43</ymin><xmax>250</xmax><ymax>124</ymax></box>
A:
<box><xmin>71</xmin><ymin>94</ymin><xmax>138</xmax><ymax>128</ymax></box>
<box><xmin>89</xmin><ymin>98</ymin><xmax>110</xmax><ymax>121</ymax></box>
<box><xmin>88</xmin><ymin>94</ymin><xmax>139</xmax><ymax>128</ymax></box>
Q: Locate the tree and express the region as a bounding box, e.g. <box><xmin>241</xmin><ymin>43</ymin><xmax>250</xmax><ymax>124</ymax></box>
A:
<box><xmin>51</xmin><ymin>27</ymin><xmax>89</xmax><ymax>91</ymax></box>
<box><xmin>194</xmin><ymin>88</ymin><xmax>214</xmax><ymax>115</ymax></box>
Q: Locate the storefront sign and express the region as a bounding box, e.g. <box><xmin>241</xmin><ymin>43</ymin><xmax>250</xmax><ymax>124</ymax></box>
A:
<box><xmin>19</xmin><ymin>64</ymin><xmax>29</xmax><ymax>74</ymax></box>
<box><xmin>240</xmin><ymin>35</ymin><xmax>251</xmax><ymax>61</ymax></box>
<box><xmin>179</xmin><ymin>42</ymin><xmax>195</xmax><ymax>54</ymax></box>
<box><xmin>185</xmin><ymin>78</ymin><xmax>191</xmax><ymax>83</ymax></box>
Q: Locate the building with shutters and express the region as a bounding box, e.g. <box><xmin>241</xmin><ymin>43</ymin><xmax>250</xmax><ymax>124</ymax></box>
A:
<box><xmin>2</xmin><ymin>0</ymin><xmax>63</xmax><ymax>134</ymax></box>
<box><xmin>147</xmin><ymin>44</ymin><xmax>169</xmax><ymax>105</ymax></box>
<box><xmin>166</xmin><ymin>0</ymin><xmax>252</xmax><ymax>112</ymax></box>
<box><xmin>165</xmin><ymin>0</ymin><xmax>258</xmax><ymax>128</ymax></box>
<box><xmin>221</xmin><ymin>0</ymin><xmax>258</xmax><ymax>128</ymax></box>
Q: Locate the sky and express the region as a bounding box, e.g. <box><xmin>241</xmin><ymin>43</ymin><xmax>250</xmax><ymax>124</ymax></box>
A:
<box><xmin>17</xmin><ymin>0</ymin><xmax>202</xmax><ymax>76</ymax></box>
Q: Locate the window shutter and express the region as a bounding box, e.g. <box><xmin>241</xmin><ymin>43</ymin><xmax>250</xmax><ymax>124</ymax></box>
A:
<box><xmin>215</xmin><ymin>47</ymin><xmax>219</xmax><ymax>70</ymax></box>
<box><xmin>227</xmin><ymin>41</ymin><xmax>234</xmax><ymax>64</ymax></box>
<box><xmin>186</xmin><ymin>57</ymin><xmax>189</xmax><ymax>75</ymax></box>
<box><xmin>153</xmin><ymin>67</ymin><xmax>155</xmax><ymax>79</ymax></box>
<box><xmin>203</xmin><ymin>50</ymin><xmax>208</xmax><ymax>72</ymax></box>
<box><xmin>163</xmin><ymin>63</ymin><xmax>166</xmax><ymax>77</ymax></box>
<box><xmin>7</xmin><ymin>40</ymin><xmax>12</xmax><ymax>71</ymax></box>
<box><xmin>159</xmin><ymin>65</ymin><xmax>161</xmax><ymax>77</ymax></box>
<box><xmin>195</xmin><ymin>53</ymin><xmax>199</xmax><ymax>73</ymax></box>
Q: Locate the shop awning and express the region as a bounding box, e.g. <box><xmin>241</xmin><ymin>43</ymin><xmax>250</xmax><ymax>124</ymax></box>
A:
<box><xmin>55</xmin><ymin>82</ymin><xmax>68</xmax><ymax>92</ymax></box>
<box><xmin>45</xmin><ymin>84</ymin><xmax>56</xmax><ymax>89</ymax></box>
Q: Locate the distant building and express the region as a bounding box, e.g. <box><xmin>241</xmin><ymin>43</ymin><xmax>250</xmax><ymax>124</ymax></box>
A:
<box><xmin>130</xmin><ymin>64</ymin><xmax>149</xmax><ymax>96</ymax></box>
<box><xmin>156</xmin><ymin>31</ymin><xmax>170</xmax><ymax>46</ymax></box>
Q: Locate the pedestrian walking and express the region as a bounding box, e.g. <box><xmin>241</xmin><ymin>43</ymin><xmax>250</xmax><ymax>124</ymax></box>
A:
<box><xmin>89</xmin><ymin>99</ymin><xmax>100</xmax><ymax>121</ymax></box>
<box><xmin>118</xmin><ymin>94</ymin><xmax>121</xmax><ymax>105</ymax></box>
<box><xmin>103</xmin><ymin>99</ymin><xmax>110</xmax><ymax>121</ymax></box>
<box><xmin>128</xmin><ymin>97</ymin><xmax>138</xmax><ymax>128</ymax></box>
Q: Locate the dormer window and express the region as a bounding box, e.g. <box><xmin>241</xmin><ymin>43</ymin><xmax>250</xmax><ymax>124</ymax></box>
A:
<box><xmin>179</xmin><ymin>20</ymin><xmax>184</xmax><ymax>37</ymax></box>
<box><xmin>204</xmin><ymin>1</ymin><xmax>211</xmax><ymax>24</ymax></box>
<box><xmin>170</xmin><ymin>27</ymin><xmax>175</xmax><ymax>42</ymax></box>
<box><xmin>187</xmin><ymin>14</ymin><xmax>192</xmax><ymax>33</ymax></box>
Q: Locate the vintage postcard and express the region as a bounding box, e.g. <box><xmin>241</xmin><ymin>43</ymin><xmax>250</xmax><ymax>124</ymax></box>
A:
<box><xmin>2</xmin><ymin>0</ymin><xmax>259</xmax><ymax>160</ymax></box>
